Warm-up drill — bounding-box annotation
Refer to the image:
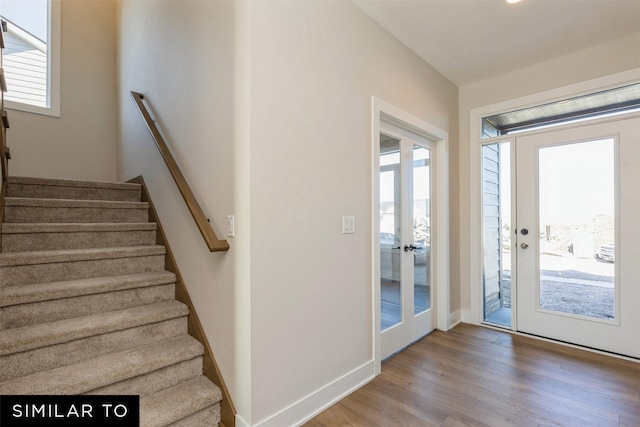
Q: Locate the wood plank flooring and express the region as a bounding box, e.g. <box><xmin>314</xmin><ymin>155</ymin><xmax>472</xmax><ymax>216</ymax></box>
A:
<box><xmin>304</xmin><ymin>324</ymin><xmax>640</xmax><ymax>427</ymax></box>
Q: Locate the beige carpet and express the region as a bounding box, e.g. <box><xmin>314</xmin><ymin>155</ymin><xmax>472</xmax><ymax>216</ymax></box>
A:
<box><xmin>1</xmin><ymin>176</ymin><xmax>221</xmax><ymax>427</ymax></box>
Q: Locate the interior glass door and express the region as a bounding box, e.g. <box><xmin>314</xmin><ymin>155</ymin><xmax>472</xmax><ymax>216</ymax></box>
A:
<box><xmin>379</xmin><ymin>129</ymin><xmax>435</xmax><ymax>359</ymax></box>
<box><xmin>515</xmin><ymin>117</ymin><xmax>640</xmax><ymax>358</ymax></box>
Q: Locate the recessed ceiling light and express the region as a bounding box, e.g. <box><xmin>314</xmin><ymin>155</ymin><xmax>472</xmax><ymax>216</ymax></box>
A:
<box><xmin>507</xmin><ymin>0</ymin><xmax>522</xmax><ymax>3</ymax></box>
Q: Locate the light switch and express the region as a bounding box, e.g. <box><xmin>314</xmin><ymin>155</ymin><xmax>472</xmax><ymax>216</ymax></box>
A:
<box><xmin>227</xmin><ymin>215</ymin><xmax>235</xmax><ymax>237</ymax></box>
<box><xmin>342</xmin><ymin>216</ymin><xmax>355</xmax><ymax>234</ymax></box>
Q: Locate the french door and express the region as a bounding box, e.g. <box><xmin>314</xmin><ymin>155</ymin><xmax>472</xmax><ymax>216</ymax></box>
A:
<box><xmin>515</xmin><ymin>117</ymin><xmax>640</xmax><ymax>358</ymax></box>
<box><xmin>379</xmin><ymin>126</ymin><xmax>436</xmax><ymax>359</ymax></box>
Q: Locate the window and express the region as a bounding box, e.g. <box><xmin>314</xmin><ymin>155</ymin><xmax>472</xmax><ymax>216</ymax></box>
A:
<box><xmin>481</xmin><ymin>82</ymin><xmax>640</xmax><ymax>137</ymax></box>
<box><xmin>0</xmin><ymin>0</ymin><xmax>60</xmax><ymax>116</ymax></box>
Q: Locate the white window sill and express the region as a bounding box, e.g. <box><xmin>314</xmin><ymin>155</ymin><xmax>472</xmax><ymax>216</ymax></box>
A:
<box><xmin>5</xmin><ymin>100</ymin><xmax>60</xmax><ymax>118</ymax></box>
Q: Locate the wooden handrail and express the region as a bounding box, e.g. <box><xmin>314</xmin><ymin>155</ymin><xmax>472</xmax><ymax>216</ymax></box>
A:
<box><xmin>130</xmin><ymin>91</ymin><xmax>229</xmax><ymax>252</ymax></box>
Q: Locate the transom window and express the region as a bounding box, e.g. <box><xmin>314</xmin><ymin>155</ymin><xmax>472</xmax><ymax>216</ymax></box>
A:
<box><xmin>482</xmin><ymin>82</ymin><xmax>640</xmax><ymax>137</ymax></box>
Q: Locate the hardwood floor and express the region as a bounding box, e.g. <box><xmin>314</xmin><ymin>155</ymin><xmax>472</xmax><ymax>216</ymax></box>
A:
<box><xmin>304</xmin><ymin>324</ymin><xmax>640</xmax><ymax>427</ymax></box>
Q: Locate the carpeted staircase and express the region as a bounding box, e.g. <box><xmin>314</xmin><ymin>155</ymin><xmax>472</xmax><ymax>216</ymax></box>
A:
<box><xmin>0</xmin><ymin>176</ymin><xmax>222</xmax><ymax>426</ymax></box>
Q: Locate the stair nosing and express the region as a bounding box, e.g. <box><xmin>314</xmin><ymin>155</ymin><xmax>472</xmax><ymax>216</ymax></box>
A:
<box><xmin>0</xmin><ymin>271</ymin><xmax>177</xmax><ymax>307</ymax></box>
<box><xmin>0</xmin><ymin>245</ymin><xmax>166</xmax><ymax>267</ymax></box>
<box><xmin>8</xmin><ymin>176</ymin><xmax>142</xmax><ymax>191</ymax></box>
<box><xmin>0</xmin><ymin>335</ymin><xmax>204</xmax><ymax>395</ymax></box>
<box><xmin>5</xmin><ymin>197</ymin><xmax>149</xmax><ymax>209</ymax></box>
<box><xmin>140</xmin><ymin>376</ymin><xmax>222</xmax><ymax>427</ymax></box>
<box><xmin>2</xmin><ymin>222</ymin><xmax>158</xmax><ymax>234</ymax></box>
<box><xmin>0</xmin><ymin>300</ymin><xmax>189</xmax><ymax>355</ymax></box>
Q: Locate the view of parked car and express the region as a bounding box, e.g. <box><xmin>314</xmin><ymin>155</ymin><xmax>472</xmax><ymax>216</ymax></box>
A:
<box><xmin>412</xmin><ymin>240</ymin><xmax>430</xmax><ymax>265</ymax></box>
<box><xmin>596</xmin><ymin>243</ymin><xmax>615</xmax><ymax>263</ymax></box>
<box><xmin>380</xmin><ymin>232</ymin><xmax>395</xmax><ymax>245</ymax></box>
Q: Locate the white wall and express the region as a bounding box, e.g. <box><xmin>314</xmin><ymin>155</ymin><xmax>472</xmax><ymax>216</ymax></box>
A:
<box><xmin>458</xmin><ymin>33</ymin><xmax>640</xmax><ymax>317</ymax></box>
<box><xmin>117</xmin><ymin>0</ymin><xmax>251</xmax><ymax>421</ymax></box>
<box><xmin>118</xmin><ymin>0</ymin><xmax>457</xmax><ymax>425</ymax></box>
<box><xmin>8</xmin><ymin>0</ymin><xmax>118</xmax><ymax>181</ymax></box>
<box><xmin>248</xmin><ymin>2</ymin><xmax>456</xmax><ymax>424</ymax></box>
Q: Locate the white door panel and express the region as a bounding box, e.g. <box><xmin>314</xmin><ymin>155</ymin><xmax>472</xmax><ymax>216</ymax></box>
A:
<box><xmin>515</xmin><ymin>117</ymin><xmax>640</xmax><ymax>358</ymax></box>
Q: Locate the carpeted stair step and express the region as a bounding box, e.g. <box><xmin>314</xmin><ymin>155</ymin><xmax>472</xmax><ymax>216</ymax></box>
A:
<box><xmin>0</xmin><ymin>301</ymin><xmax>187</xmax><ymax>381</ymax></box>
<box><xmin>170</xmin><ymin>404</ymin><xmax>221</xmax><ymax>427</ymax></box>
<box><xmin>2</xmin><ymin>222</ymin><xmax>158</xmax><ymax>252</ymax></box>
<box><xmin>1</xmin><ymin>283</ymin><xmax>175</xmax><ymax>329</ymax></box>
<box><xmin>0</xmin><ymin>271</ymin><xmax>176</xmax><ymax>307</ymax></box>
<box><xmin>0</xmin><ymin>245</ymin><xmax>166</xmax><ymax>287</ymax></box>
<box><xmin>7</xmin><ymin>176</ymin><xmax>142</xmax><ymax>202</ymax></box>
<box><xmin>2</xmin><ymin>318</ymin><xmax>190</xmax><ymax>383</ymax></box>
<box><xmin>140</xmin><ymin>376</ymin><xmax>222</xmax><ymax>427</ymax></box>
<box><xmin>1</xmin><ymin>272</ymin><xmax>177</xmax><ymax>329</ymax></box>
<box><xmin>4</xmin><ymin>197</ymin><xmax>149</xmax><ymax>224</ymax></box>
<box><xmin>88</xmin><ymin>357</ymin><xmax>204</xmax><ymax>397</ymax></box>
<box><xmin>1</xmin><ymin>301</ymin><xmax>189</xmax><ymax>381</ymax></box>
<box><xmin>0</xmin><ymin>335</ymin><xmax>204</xmax><ymax>395</ymax></box>
<box><xmin>1</xmin><ymin>300</ymin><xmax>188</xmax><ymax>355</ymax></box>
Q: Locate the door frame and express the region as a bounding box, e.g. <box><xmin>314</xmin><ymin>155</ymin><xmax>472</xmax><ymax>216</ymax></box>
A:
<box><xmin>372</xmin><ymin>97</ymin><xmax>450</xmax><ymax>374</ymax></box>
<box><xmin>468</xmin><ymin>69</ymin><xmax>640</xmax><ymax>329</ymax></box>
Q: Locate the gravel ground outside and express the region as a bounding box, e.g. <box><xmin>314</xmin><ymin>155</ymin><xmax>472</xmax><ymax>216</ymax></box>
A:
<box><xmin>539</xmin><ymin>280</ymin><xmax>614</xmax><ymax>319</ymax></box>
<box><xmin>499</xmin><ymin>252</ymin><xmax>615</xmax><ymax>320</ymax></box>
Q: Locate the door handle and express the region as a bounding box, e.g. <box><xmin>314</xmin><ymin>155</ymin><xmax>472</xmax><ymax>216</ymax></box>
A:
<box><xmin>520</xmin><ymin>243</ymin><xmax>529</xmax><ymax>249</ymax></box>
<box><xmin>404</xmin><ymin>244</ymin><xmax>419</xmax><ymax>252</ymax></box>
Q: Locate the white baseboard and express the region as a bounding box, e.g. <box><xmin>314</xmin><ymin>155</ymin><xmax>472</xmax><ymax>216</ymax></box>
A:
<box><xmin>247</xmin><ymin>360</ymin><xmax>375</xmax><ymax>427</ymax></box>
<box><xmin>235</xmin><ymin>414</ymin><xmax>250</xmax><ymax>427</ymax></box>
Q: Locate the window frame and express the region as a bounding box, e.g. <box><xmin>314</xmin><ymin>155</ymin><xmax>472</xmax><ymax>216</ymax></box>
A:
<box><xmin>3</xmin><ymin>0</ymin><xmax>60</xmax><ymax>117</ymax></box>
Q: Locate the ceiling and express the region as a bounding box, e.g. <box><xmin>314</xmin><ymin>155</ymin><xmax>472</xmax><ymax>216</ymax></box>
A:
<box><xmin>353</xmin><ymin>0</ymin><xmax>640</xmax><ymax>87</ymax></box>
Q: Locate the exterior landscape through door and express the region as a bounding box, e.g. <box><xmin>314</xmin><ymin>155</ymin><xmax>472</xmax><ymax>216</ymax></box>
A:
<box><xmin>379</xmin><ymin>125</ymin><xmax>436</xmax><ymax>359</ymax></box>
<box><xmin>515</xmin><ymin>117</ymin><xmax>640</xmax><ymax>358</ymax></box>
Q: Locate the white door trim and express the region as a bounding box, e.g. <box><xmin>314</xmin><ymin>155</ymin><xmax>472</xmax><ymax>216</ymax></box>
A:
<box><xmin>372</xmin><ymin>97</ymin><xmax>449</xmax><ymax>375</ymax></box>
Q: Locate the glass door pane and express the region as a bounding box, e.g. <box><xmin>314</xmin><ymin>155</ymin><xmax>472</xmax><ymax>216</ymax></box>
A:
<box><xmin>412</xmin><ymin>146</ymin><xmax>431</xmax><ymax>315</ymax></box>
<box><xmin>537</xmin><ymin>139</ymin><xmax>616</xmax><ymax>319</ymax></box>
<box><xmin>481</xmin><ymin>142</ymin><xmax>512</xmax><ymax>327</ymax></box>
<box><xmin>380</xmin><ymin>136</ymin><xmax>401</xmax><ymax>330</ymax></box>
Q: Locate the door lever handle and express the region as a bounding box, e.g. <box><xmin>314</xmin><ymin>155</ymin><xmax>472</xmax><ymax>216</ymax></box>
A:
<box><xmin>404</xmin><ymin>244</ymin><xmax>419</xmax><ymax>252</ymax></box>
<box><xmin>520</xmin><ymin>243</ymin><xmax>529</xmax><ymax>249</ymax></box>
